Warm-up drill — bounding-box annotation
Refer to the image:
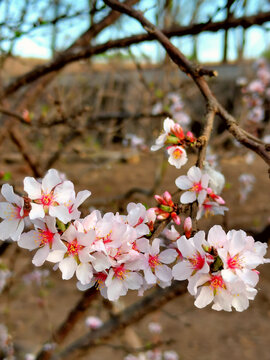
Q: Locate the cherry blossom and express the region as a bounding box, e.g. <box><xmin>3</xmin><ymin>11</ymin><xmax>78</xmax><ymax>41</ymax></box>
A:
<box><xmin>23</xmin><ymin>169</ymin><xmax>75</xmax><ymax>223</ymax></box>
<box><xmin>172</xmin><ymin>232</ymin><xmax>209</xmax><ymax>294</ymax></box>
<box><xmin>105</xmin><ymin>264</ymin><xmax>143</xmax><ymax>301</ymax></box>
<box><xmin>0</xmin><ymin>166</ymin><xmax>268</xmax><ymax>312</ymax></box>
<box><xmin>196</xmin><ymin>200</ymin><xmax>228</xmax><ymax>220</ymax></box>
<box><xmin>167</xmin><ymin>145</ymin><xmax>187</xmax><ymax>169</ymax></box>
<box><xmin>183</xmin><ymin>217</ymin><xmax>192</xmax><ymax>238</ymax></box>
<box><xmin>151</xmin><ymin>117</ymin><xmax>176</xmax><ymax>151</ymax></box>
<box><xmin>47</xmin><ymin>223</ymin><xmax>95</xmax><ymax>283</ymax></box>
<box><xmin>175</xmin><ymin>166</ymin><xmax>209</xmax><ymax>204</ymax></box>
<box><xmin>143</xmin><ymin>238</ymin><xmax>177</xmax><ymax>285</ymax></box>
<box><xmin>18</xmin><ymin>216</ymin><xmax>66</xmax><ymax>266</ymax></box>
<box><xmin>0</xmin><ymin>184</ymin><xmax>28</xmax><ymax>241</ymax></box>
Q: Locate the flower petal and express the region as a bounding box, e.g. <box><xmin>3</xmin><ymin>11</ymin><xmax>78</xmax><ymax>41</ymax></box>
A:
<box><xmin>180</xmin><ymin>191</ymin><xmax>196</xmax><ymax>204</ymax></box>
<box><xmin>24</xmin><ymin>177</ymin><xmax>42</xmax><ymax>199</ymax></box>
<box><xmin>59</xmin><ymin>256</ymin><xmax>77</xmax><ymax>280</ymax></box>
<box><xmin>42</xmin><ymin>169</ymin><xmax>62</xmax><ymax>194</ymax></box>
<box><xmin>175</xmin><ymin>176</ymin><xmax>193</xmax><ymax>190</ymax></box>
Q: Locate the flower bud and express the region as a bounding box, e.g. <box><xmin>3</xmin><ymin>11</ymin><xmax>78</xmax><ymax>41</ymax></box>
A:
<box><xmin>184</xmin><ymin>217</ymin><xmax>192</xmax><ymax>238</ymax></box>
<box><xmin>171</xmin><ymin>212</ymin><xmax>181</xmax><ymax>225</ymax></box>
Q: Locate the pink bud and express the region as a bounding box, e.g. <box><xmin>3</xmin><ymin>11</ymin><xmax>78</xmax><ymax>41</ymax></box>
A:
<box><xmin>186</xmin><ymin>131</ymin><xmax>195</xmax><ymax>142</ymax></box>
<box><xmin>171</xmin><ymin>212</ymin><xmax>181</xmax><ymax>225</ymax></box>
<box><xmin>172</xmin><ymin>123</ymin><xmax>185</xmax><ymax>140</ymax></box>
<box><xmin>215</xmin><ymin>195</ymin><xmax>225</xmax><ymax>205</ymax></box>
<box><xmin>184</xmin><ymin>217</ymin><xmax>192</xmax><ymax>238</ymax></box>
<box><xmin>154</xmin><ymin>195</ymin><xmax>166</xmax><ymax>205</ymax></box>
<box><xmin>157</xmin><ymin>213</ymin><xmax>170</xmax><ymax>220</ymax></box>
<box><xmin>163</xmin><ymin>191</ymin><xmax>174</xmax><ymax>206</ymax></box>
<box><xmin>163</xmin><ymin>191</ymin><xmax>172</xmax><ymax>203</ymax></box>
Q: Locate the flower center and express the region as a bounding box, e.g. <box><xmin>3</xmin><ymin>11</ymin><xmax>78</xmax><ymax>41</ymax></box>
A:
<box><xmin>210</xmin><ymin>275</ymin><xmax>225</xmax><ymax>289</ymax></box>
<box><xmin>189</xmin><ymin>252</ymin><xmax>205</xmax><ymax>270</ymax></box>
<box><xmin>227</xmin><ymin>254</ymin><xmax>242</xmax><ymax>269</ymax></box>
<box><xmin>38</xmin><ymin>229</ymin><xmax>54</xmax><ymax>246</ymax></box>
<box><xmin>148</xmin><ymin>255</ymin><xmax>160</xmax><ymax>269</ymax></box>
<box><xmin>192</xmin><ymin>182</ymin><xmax>202</xmax><ymax>193</ymax></box>
<box><xmin>41</xmin><ymin>194</ymin><xmax>54</xmax><ymax>206</ymax></box>
<box><xmin>172</xmin><ymin>148</ymin><xmax>183</xmax><ymax>159</ymax></box>
<box><xmin>113</xmin><ymin>265</ymin><xmax>126</xmax><ymax>280</ymax></box>
<box><xmin>95</xmin><ymin>272</ymin><xmax>107</xmax><ymax>289</ymax></box>
<box><xmin>67</xmin><ymin>240</ymin><xmax>83</xmax><ymax>256</ymax></box>
<box><xmin>15</xmin><ymin>206</ymin><xmax>24</xmax><ymax>219</ymax></box>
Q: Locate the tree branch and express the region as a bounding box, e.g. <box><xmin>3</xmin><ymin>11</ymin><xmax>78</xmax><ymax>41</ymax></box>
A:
<box><xmin>54</xmin><ymin>281</ymin><xmax>187</xmax><ymax>360</ymax></box>
<box><xmin>104</xmin><ymin>0</ymin><xmax>270</xmax><ymax>170</ymax></box>
<box><xmin>36</xmin><ymin>287</ymin><xmax>98</xmax><ymax>360</ymax></box>
<box><xmin>2</xmin><ymin>10</ymin><xmax>270</xmax><ymax>98</ymax></box>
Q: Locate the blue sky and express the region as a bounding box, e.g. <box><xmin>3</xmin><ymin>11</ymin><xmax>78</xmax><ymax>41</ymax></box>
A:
<box><xmin>1</xmin><ymin>0</ymin><xmax>270</xmax><ymax>62</ymax></box>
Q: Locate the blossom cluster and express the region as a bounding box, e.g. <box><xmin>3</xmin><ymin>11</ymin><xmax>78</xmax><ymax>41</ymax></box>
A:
<box><xmin>151</xmin><ymin>118</ymin><xmax>196</xmax><ymax>169</ymax></box>
<box><xmin>0</xmin><ymin>170</ymin><xmax>177</xmax><ymax>301</ymax></box>
<box><xmin>171</xmin><ymin>225</ymin><xmax>269</xmax><ymax>311</ymax></box>
<box><xmin>0</xmin><ymin>166</ymin><xmax>268</xmax><ymax>311</ymax></box>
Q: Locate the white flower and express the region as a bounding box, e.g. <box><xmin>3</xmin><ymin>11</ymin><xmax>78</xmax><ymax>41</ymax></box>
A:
<box><xmin>151</xmin><ymin>118</ymin><xmax>175</xmax><ymax>151</ymax></box>
<box><xmin>175</xmin><ymin>166</ymin><xmax>209</xmax><ymax>204</ymax></box>
<box><xmin>0</xmin><ymin>184</ymin><xmax>27</xmax><ymax>241</ymax></box>
<box><xmin>18</xmin><ymin>216</ymin><xmax>66</xmax><ymax>266</ymax></box>
<box><xmin>47</xmin><ymin>223</ymin><xmax>95</xmax><ymax>284</ymax></box>
<box><xmin>163</xmin><ymin>225</ymin><xmax>180</xmax><ymax>241</ymax></box>
<box><xmin>172</xmin><ymin>232</ymin><xmax>209</xmax><ymax>294</ymax></box>
<box><xmin>196</xmin><ymin>200</ymin><xmax>228</xmax><ymax>220</ymax></box>
<box><xmin>24</xmin><ymin>169</ymin><xmax>75</xmax><ymax>223</ymax></box>
<box><xmin>105</xmin><ymin>265</ymin><xmax>143</xmax><ymax>301</ymax></box>
<box><xmin>167</xmin><ymin>146</ymin><xmax>187</xmax><ymax>169</ymax></box>
<box><xmin>143</xmin><ymin>238</ymin><xmax>177</xmax><ymax>285</ymax></box>
<box><xmin>58</xmin><ymin>189</ymin><xmax>91</xmax><ymax>223</ymax></box>
<box><xmin>126</xmin><ymin>202</ymin><xmax>149</xmax><ymax>237</ymax></box>
<box><xmin>193</xmin><ymin>272</ymin><xmax>233</xmax><ymax>311</ymax></box>
<box><xmin>203</xmin><ymin>162</ymin><xmax>225</xmax><ymax>195</ymax></box>
<box><xmin>218</xmin><ymin>229</ymin><xmax>268</xmax><ymax>287</ymax></box>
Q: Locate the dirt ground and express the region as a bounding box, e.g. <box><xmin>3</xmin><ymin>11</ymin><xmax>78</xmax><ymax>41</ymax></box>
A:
<box><xmin>0</xmin><ymin>145</ymin><xmax>270</xmax><ymax>360</ymax></box>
